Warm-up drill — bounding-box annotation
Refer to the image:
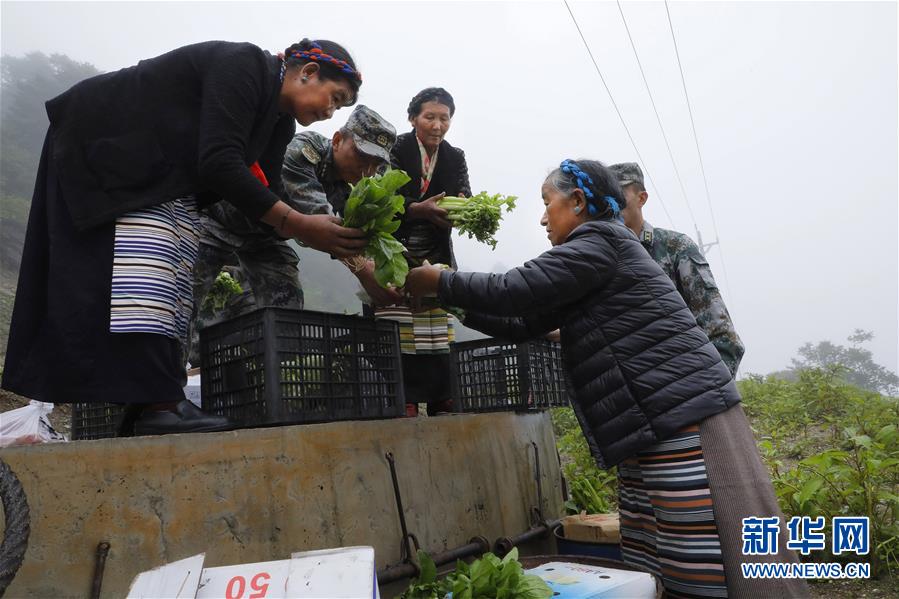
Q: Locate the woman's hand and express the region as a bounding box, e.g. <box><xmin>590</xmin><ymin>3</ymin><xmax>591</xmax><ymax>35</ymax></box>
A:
<box><xmin>406</xmin><ymin>192</ymin><xmax>453</xmax><ymax>229</ymax></box>
<box><xmin>262</xmin><ymin>201</ymin><xmax>367</xmax><ymax>258</ymax></box>
<box><xmin>355</xmin><ymin>260</ymin><xmax>404</xmax><ymax>306</ymax></box>
<box><xmin>293</xmin><ymin>214</ymin><xmax>367</xmax><ymax>258</ymax></box>
<box><xmin>404</xmin><ymin>262</ymin><xmax>444</xmax><ymax>299</ymax></box>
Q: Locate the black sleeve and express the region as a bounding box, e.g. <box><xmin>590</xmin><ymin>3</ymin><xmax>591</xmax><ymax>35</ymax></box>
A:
<box><xmin>257</xmin><ymin>116</ymin><xmax>296</xmax><ymax>203</ymax></box>
<box><xmin>196</xmin><ymin>48</ymin><xmax>285</xmax><ymax>220</ymax></box>
<box><xmin>463</xmin><ymin>310</ymin><xmax>561</xmax><ymax>342</ymax></box>
<box><xmin>437</xmin><ymin>230</ymin><xmax>617</xmax><ymax>316</ymax></box>
<box><xmin>454</xmin><ymin>148</ymin><xmax>472</xmax><ymax>197</ymax></box>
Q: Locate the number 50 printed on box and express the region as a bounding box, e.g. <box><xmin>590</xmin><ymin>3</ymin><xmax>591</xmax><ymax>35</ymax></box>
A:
<box><xmin>128</xmin><ymin>546</ymin><xmax>379</xmax><ymax>599</ymax></box>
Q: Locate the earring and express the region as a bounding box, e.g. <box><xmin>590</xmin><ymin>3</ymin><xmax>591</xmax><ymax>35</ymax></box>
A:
<box><xmin>301</xmin><ymin>76</ymin><xmax>308</xmax><ymax>82</ymax></box>
<box><xmin>573</xmin><ymin>206</ymin><xmax>582</xmax><ymax>215</ymax></box>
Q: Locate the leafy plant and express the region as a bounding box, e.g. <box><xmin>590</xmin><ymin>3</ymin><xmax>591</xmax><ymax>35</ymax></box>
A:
<box><xmin>438</xmin><ymin>192</ymin><xmax>517</xmax><ymax>250</ymax></box>
<box><xmin>202</xmin><ymin>270</ymin><xmax>243</xmax><ymax>314</ymax></box>
<box><xmin>343</xmin><ymin>169</ymin><xmax>411</xmax><ymax>288</ymax></box>
<box><xmin>551</xmin><ymin>407</ymin><xmax>618</xmax><ymax>514</ymax></box>
<box><xmin>745</xmin><ymin>368</ymin><xmax>899</xmax><ymax>576</ymax></box>
<box><xmin>399</xmin><ymin>548</ymin><xmax>552</xmax><ymax>599</ymax></box>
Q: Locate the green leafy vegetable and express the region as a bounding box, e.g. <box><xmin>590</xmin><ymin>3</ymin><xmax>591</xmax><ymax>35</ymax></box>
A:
<box><xmin>438</xmin><ymin>191</ymin><xmax>517</xmax><ymax>250</ymax></box>
<box><xmin>203</xmin><ymin>271</ymin><xmax>243</xmax><ymax>313</ymax></box>
<box><xmin>398</xmin><ymin>548</ymin><xmax>552</xmax><ymax>599</ymax></box>
<box><xmin>343</xmin><ymin>168</ymin><xmax>412</xmax><ymax>288</ymax></box>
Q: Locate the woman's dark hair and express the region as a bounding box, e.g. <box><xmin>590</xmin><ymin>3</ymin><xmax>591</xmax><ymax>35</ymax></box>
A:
<box><xmin>407</xmin><ymin>87</ymin><xmax>455</xmax><ymax>119</ymax></box>
<box><xmin>545</xmin><ymin>159</ymin><xmax>626</xmax><ymax>219</ymax></box>
<box><xmin>284</xmin><ymin>38</ymin><xmax>361</xmax><ymax>104</ymax></box>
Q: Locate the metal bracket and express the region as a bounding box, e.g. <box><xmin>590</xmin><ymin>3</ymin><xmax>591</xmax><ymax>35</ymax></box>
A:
<box><xmin>530</xmin><ymin>442</ymin><xmax>545</xmax><ymax>527</ymax></box>
<box><xmin>385</xmin><ymin>452</ymin><xmax>420</xmax><ymax>574</ymax></box>
<box><xmin>90</xmin><ymin>541</ymin><xmax>110</xmax><ymax>599</ymax></box>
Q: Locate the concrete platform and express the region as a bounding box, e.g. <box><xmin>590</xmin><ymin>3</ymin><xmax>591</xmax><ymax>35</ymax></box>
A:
<box><xmin>0</xmin><ymin>411</ymin><xmax>562</xmax><ymax>598</ymax></box>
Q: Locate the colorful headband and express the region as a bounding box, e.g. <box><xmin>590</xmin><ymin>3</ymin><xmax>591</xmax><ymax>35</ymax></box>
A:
<box><xmin>287</xmin><ymin>41</ymin><xmax>362</xmax><ymax>83</ymax></box>
<box><xmin>559</xmin><ymin>159</ymin><xmax>620</xmax><ymax>217</ymax></box>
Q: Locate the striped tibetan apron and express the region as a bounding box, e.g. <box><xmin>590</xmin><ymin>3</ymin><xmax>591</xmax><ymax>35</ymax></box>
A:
<box><xmin>373</xmin><ymin>302</ymin><xmax>455</xmax><ymax>355</ymax></box>
<box><xmin>109</xmin><ymin>196</ymin><xmax>200</xmax><ymax>347</ymax></box>
<box><xmin>618</xmin><ymin>425</ymin><xmax>728</xmax><ymax>598</ymax></box>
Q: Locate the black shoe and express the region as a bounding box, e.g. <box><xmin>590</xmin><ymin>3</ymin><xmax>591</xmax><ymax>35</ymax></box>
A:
<box><xmin>133</xmin><ymin>400</ymin><xmax>233</xmax><ymax>436</ymax></box>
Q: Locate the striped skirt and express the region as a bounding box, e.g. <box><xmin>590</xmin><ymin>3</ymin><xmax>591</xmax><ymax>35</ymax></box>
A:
<box><xmin>109</xmin><ymin>196</ymin><xmax>200</xmax><ymax>346</ymax></box>
<box><xmin>373</xmin><ymin>303</ymin><xmax>454</xmax><ymax>355</ymax></box>
<box><xmin>618</xmin><ymin>425</ymin><xmax>728</xmax><ymax>598</ymax></box>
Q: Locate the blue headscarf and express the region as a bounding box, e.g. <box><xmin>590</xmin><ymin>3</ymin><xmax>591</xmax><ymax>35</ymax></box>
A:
<box><xmin>559</xmin><ymin>159</ymin><xmax>621</xmax><ymax>219</ymax></box>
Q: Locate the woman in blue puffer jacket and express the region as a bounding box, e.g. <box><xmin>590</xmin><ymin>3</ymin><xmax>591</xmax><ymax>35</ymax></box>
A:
<box><xmin>405</xmin><ymin>159</ymin><xmax>808</xmax><ymax>599</ymax></box>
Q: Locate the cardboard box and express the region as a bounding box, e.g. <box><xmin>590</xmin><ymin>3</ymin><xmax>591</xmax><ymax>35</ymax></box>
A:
<box><xmin>562</xmin><ymin>513</ymin><xmax>620</xmax><ymax>544</ymax></box>
<box><xmin>527</xmin><ymin>561</ymin><xmax>656</xmax><ymax>599</ymax></box>
<box><xmin>128</xmin><ymin>547</ymin><xmax>378</xmax><ymax>599</ymax></box>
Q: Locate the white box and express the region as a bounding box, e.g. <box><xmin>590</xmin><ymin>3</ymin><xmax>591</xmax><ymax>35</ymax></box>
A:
<box><xmin>127</xmin><ymin>553</ymin><xmax>205</xmax><ymax>599</ymax></box>
<box><xmin>527</xmin><ymin>561</ymin><xmax>656</xmax><ymax>598</ymax></box>
<box><xmin>128</xmin><ymin>546</ymin><xmax>378</xmax><ymax>599</ymax></box>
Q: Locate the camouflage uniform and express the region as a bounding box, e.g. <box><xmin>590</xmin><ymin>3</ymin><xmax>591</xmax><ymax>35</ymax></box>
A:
<box><xmin>638</xmin><ymin>220</ymin><xmax>745</xmax><ymax>377</ymax></box>
<box><xmin>187</xmin><ymin>131</ymin><xmax>350</xmax><ymax>364</ymax></box>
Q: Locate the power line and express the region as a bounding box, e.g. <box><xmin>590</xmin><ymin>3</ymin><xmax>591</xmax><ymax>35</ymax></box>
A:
<box><xmin>664</xmin><ymin>0</ymin><xmax>732</xmax><ymax>297</ymax></box>
<box><xmin>562</xmin><ymin>0</ymin><xmax>675</xmax><ymax>228</ymax></box>
<box><xmin>616</xmin><ymin>0</ymin><xmax>698</xmax><ymax>229</ymax></box>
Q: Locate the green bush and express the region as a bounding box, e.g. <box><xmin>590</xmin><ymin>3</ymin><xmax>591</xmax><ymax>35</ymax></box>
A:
<box><xmin>742</xmin><ymin>368</ymin><xmax>899</xmax><ymax>575</ymax></box>
<box><xmin>550</xmin><ymin>407</ymin><xmax>617</xmax><ymax>514</ymax></box>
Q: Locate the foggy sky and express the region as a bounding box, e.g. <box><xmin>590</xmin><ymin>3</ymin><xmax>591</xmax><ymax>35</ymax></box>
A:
<box><xmin>2</xmin><ymin>0</ymin><xmax>897</xmax><ymax>377</ymax></box>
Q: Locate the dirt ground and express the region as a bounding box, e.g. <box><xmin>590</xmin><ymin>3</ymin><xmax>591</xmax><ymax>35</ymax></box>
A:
<box><xmin>808</xmin><ymin>575</ymin><xmax>899</xmax><ymax>598</ymax></box>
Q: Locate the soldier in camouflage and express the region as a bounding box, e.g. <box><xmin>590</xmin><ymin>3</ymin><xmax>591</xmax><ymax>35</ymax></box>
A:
<box><xmin>188</xmin><ymin>105</ymin><xmax>401</xmax><ymax>365</ymax></box>
<box><xmin>609</xmin><ymin>162</ymin><xmax>745</xmax><ymax>377</ymax></box>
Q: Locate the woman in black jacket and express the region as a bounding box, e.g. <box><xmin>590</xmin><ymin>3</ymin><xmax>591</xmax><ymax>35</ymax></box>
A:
<box><xmin>405</xmin><ymin>159</ymin><xmax>809</xmax><ymax>598</ymax></box>
<box><xmin>375</xmin><ymin>87</ymin><xmax>471</xmax><ymax>416</ymax></box>
<box><xmin>1</xmin><ymin>39</ymin><xmax>368</xmax><ymax>435</ymax></box>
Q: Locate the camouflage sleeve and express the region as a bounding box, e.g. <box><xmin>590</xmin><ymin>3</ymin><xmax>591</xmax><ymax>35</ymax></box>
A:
<box><xmin>675</xmin><ymin>241</ymin><xmax>745</xmax><ymax>377</ymax></box>
<box><xmin>280</xmin><ymin>135</ymin><xmax>333</xmax><ymax>216</ymax></box>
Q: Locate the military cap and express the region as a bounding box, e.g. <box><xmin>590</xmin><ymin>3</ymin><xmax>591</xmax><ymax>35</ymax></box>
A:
<box><xmin>609</xmin><ymin>162</ymin><xmax>644</xmax><ymax>187</ymax></box>
<box><xmin>344</xmin><ymin>105</ymin><xmax>396</xmax><ymax>163</ymax></box>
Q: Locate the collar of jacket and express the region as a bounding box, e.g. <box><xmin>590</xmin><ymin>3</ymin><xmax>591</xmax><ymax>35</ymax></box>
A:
<box><xmin>396</xmin><ymin>131</ymin><xmax>457</xmax><ymax>178</ymax></box>
<box><xmin>319</xmin><ymin>144</ymin><xmax>339</xmax><ymax>183</ymax></box>
<box><xmin>564</xmin><ymin>218</ymin><xmax>629</xmax><ymax>243</ymax></box>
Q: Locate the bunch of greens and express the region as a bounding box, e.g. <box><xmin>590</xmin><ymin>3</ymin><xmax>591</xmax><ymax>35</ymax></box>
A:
<box><xmin>280</xmin><ymin>354</ymin><xmax>348</xmax><ymax>388</ymax></box>
<box><xmin>203</xmin><ymin>271</ymin><xmax>243</xmax><ymax>313</ymax></box>
<box><xmin>565</xmin><ymin>476</ymin><xmax>615</xmax><ymax>515</ymax></box>
<box><xmin>342</xmin><ymin>169</ymin><xmax>411</xmax><ymax>288</ymax></box>
<box><xmin>399</xmin><ymin>548</ymin><xmax>552</xmax><ymax>599</ymax></box>
<box><xmin>438</xmin><ymin>192</ymin><xmax>518</xmax><ymax>250</ymax></box>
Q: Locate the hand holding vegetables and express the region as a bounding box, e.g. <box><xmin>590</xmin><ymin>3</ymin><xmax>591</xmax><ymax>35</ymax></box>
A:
<box><xmin>355</xmin><ymin>259</ymin><xmax>404</xmax><ymax>306</ymax></box>
<box><xmin>265</xmin><ymin>203</ymin><xmax>367</xmax><ymax>259</ymax></box>
<box><xmin>342</xmin><ymin>169</ymin><xmax>413</xmax><ymax>288</ymax></box>
<box><xmin>407</xmin><ymin>192</ymin><xmax>453</xmax><ymax>229</ymax></box>
<box><xmin>404</xmin><ymin>261</ymin><xmax>445</xmax><ymax>300</ymax></box>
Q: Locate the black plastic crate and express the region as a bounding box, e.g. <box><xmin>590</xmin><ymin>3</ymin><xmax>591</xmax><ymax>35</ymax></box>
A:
<box><xmin>72</xmin><ymin>403</ymin><xmax>126</xmax><ymax>440</ymax></box>
<box><xmin>200</xmin><ymin>307</ymin><xmax>405</xmax><ymax>427</ymax></box>
<box><xmin>450</xmin><ymin>338</ymin><xmax>571</xmax><ymax>412</ymax></box>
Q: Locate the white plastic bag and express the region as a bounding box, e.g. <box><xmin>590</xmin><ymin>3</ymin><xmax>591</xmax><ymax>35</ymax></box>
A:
<box><xmin>0</xmin><ymin>401</ymin><xmax>68</xmax><ymax>448</ymax></box>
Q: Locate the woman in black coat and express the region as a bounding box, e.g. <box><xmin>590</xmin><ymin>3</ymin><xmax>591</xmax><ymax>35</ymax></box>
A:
<box><xmin>1</xmin><ymin>39</ymin><xmax>368</xmax><ymax>435</ymax></box>
<box><xmin>375</xmin><ymin>87</ymin><xmax>471</xmax><ymax>416</ymax></box>
<box><xmin>405</xmin><ymin>159</ymin><xmax>809</xmax><ymax>598</ymax></box>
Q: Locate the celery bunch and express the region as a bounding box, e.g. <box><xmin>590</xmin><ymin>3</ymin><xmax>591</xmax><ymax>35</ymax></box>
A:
<box><xmin>438</xmin><ymin>191</ymin><xmax>517</xmax><ymax>249</ymax></box>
